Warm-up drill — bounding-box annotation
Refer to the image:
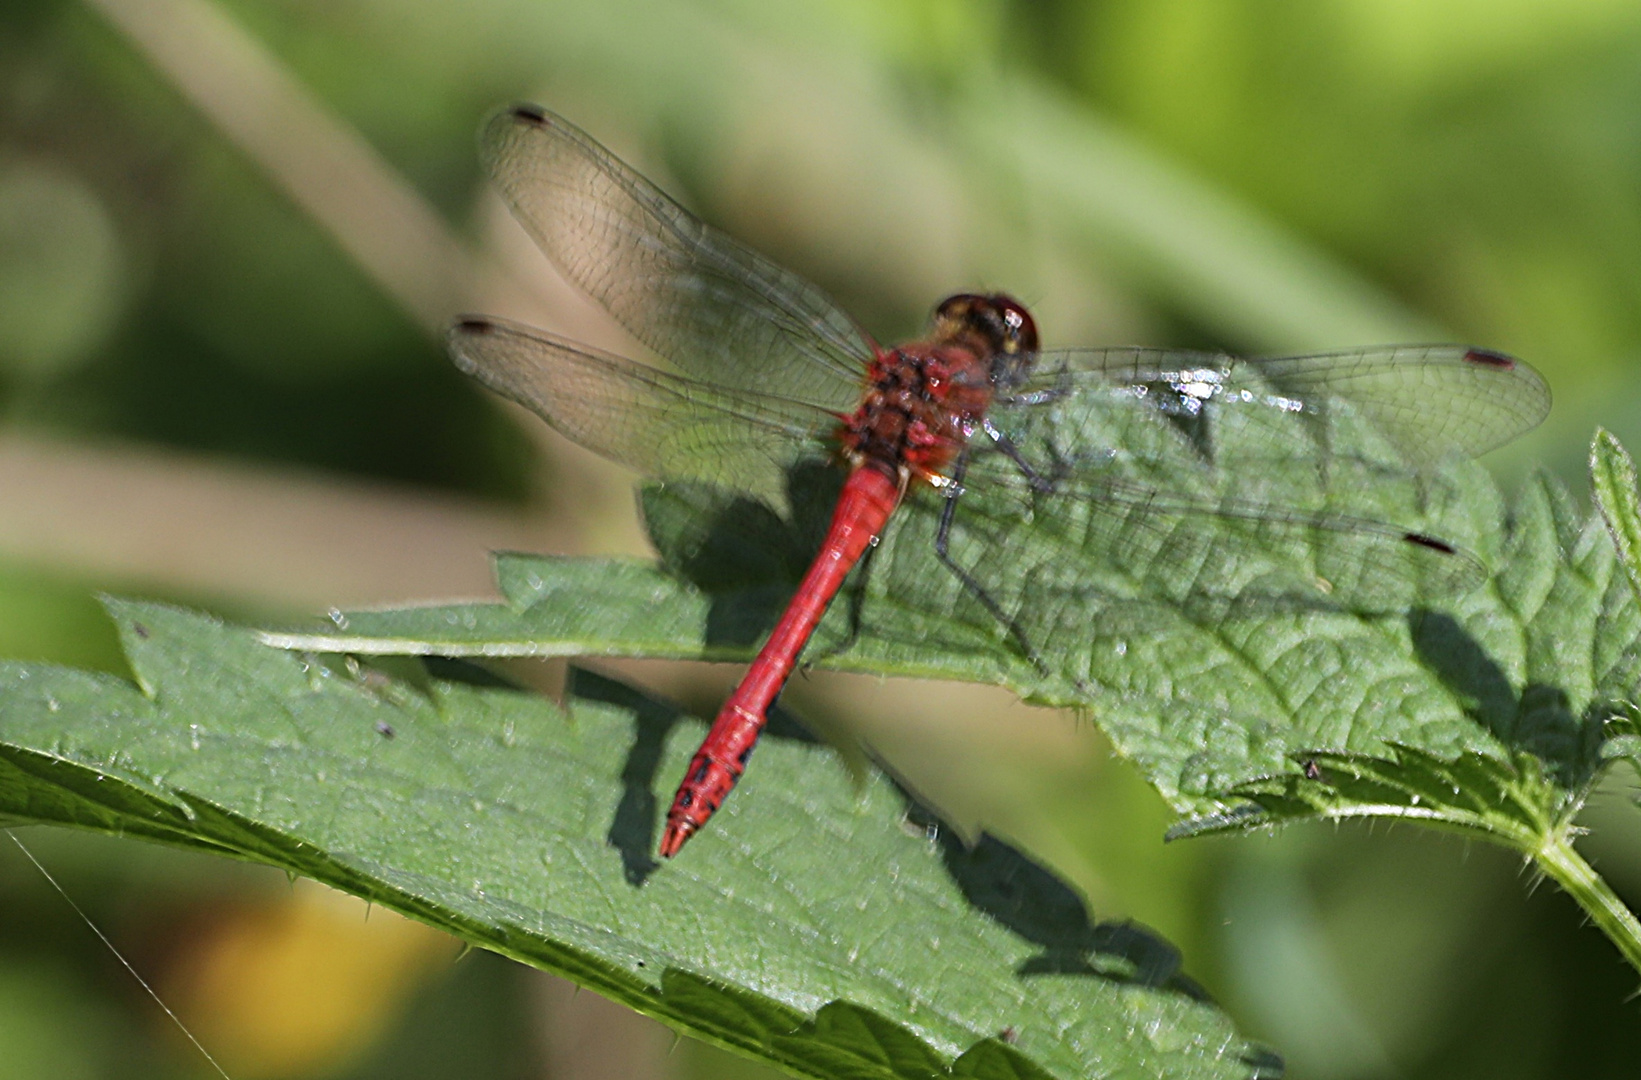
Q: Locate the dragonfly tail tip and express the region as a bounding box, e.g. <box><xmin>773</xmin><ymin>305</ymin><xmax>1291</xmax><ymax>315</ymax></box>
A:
<box><xmin>659</xmin><ymin>820</ymin><xmax>694</xmax><ymax>859</ymax></box>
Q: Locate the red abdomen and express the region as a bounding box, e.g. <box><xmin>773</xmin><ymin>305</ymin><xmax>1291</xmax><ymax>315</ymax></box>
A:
<box><xmin>659</xmin><ymin>463</ymin><xmax>901</xmax><ymax>856</ymax></box>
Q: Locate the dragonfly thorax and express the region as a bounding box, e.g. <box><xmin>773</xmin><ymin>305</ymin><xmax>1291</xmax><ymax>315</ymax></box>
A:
<box><xmin>839</xmin><ymin>337</ymin><xmax>1000</xmax><ymax>485</ymax></box>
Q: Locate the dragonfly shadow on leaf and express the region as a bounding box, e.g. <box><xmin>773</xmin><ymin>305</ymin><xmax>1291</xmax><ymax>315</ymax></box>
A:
<box><xmin>1410</xmin><ymin>610</ymin><xmax>1608</xmax><ymax>791</ymax></box>
<box><xmin>569</xmin><ymin>666</ymin><xmax>681</xmax><ymax>886</ymax></box>
<box><xmin>903</xmin><ymin>804</ymin><xmax>1210</xmax><ymax>1001</ymax></box>
<box><xmin>640</xmin><ymin>464</ymin><xmax>870</xmax><ymax>655</ymax></box>
<box><xmin>421</xmin><ymin>656</ymin><xmax>522</xmax><ymax>689</ymax></box>
<box><xmin>567</xmin><ymin>666</ymin><xmax>817</xmax><ymax>886</ymax></box>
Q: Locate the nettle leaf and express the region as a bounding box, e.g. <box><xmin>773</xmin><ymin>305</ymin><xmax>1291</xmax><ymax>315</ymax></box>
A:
<box><xmin>0</xmin><ymin>600</ymin><xmax>1275</xmax><ymax>1080</ymax></box>
<box><xmin>1593</xmin><ymin>427</ymin><xmax>1641</xmax><ymax>615</ymax></box>
<box><xmin>262</xmin><ymin>369</ymin><xmax>1639</xmax><ymax>964</ymax></box>
<box><xmin>269</xmin><ymin>464</ymin><xmax>1639</xmax><ymax>823</ymax></box>
<box><xmin>1166</xmin><ymin>745</ymin><xmax>1573</xmax><ymax>847</ymax></box>
<box><xmin>1160</xmin><ymin>460</ymin><xmax>1641</xmax><ymax>822</ymax></box>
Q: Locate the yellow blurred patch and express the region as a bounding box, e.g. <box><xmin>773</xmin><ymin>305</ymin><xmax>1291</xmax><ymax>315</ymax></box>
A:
<box><xmin>161</xmin><ymin>879</ymin><xmax>463</xmax><ymax>1079</ymax></box>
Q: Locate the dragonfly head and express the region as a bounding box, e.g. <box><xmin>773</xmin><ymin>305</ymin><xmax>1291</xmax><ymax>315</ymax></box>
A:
<box><xmin>933</xmin><ymin>294</ymin><xmax>1039</xmax><ymax>365</ymax></box>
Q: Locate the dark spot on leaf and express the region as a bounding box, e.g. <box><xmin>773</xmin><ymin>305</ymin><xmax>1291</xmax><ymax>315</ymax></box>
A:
<box><xmin>375</xmin><ymin>721</ymin><xmax>395</xmax><ymax>739</ymax></box>
<box><xmin>132</xmin><ymin>622</ymin><xmax>149</xmax><ymax>639</ymax></box>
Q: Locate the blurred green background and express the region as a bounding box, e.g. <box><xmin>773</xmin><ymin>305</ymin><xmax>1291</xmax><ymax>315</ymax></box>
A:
<box><xmin>3</xmin><ymin>0</ymin><xmax>1641</xmax><ymax>1077</ymax></box>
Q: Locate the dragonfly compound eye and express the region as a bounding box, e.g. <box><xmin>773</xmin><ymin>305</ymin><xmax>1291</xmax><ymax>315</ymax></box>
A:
<box><xmin>934</xmin><ymin>293</ymin><xmax>981</xmax><ymax>326</ymax></box>
<box><xmin>933</xmin><ymin>293</ymin><xmax>1039</xmax><ymax>357</ymax></box>
<box><xmin>991</xmin><ymin>295</ymin><xmax>1039</xmax><ymax>355</ymax></box>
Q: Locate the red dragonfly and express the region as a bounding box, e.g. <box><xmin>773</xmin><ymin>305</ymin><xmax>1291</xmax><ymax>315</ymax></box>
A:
<box><xmin>449</xmin><ymin>105</ymin><xmax>1549</xmax><ymax>857</ymax></box>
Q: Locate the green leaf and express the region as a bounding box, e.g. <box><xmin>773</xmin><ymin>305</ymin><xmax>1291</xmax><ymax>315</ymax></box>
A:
<box><xmin>0</xmin><ymin>599</ymin><xmax>1274</xmax><ymax>1080</ymax></box>
<box><xmin>261</xmin><ymin>357</ymin><xmax>1641</xmax><ymax>968</ymax></box>
<box><xmin>1150</xmin><ymin>463</ymin><xmax>1641</xmax><ymax>827</ymax></box>
<box><xmin>271</xmin><ymin>464</ymin><xmax>1636</xmax><ymax>825</ymax></box>
<box><xmin>1154</xmin><ymin>463</ymin><xmax>1641</xmax><ymax>971</ymax></box>
<box><xmin>1592</xmin><ymin>426</ymin><xmax>1641</xmax><ymax>613</ymax></box>
<box><xmin>1167</xmin><ymin>742</ymin><xmax>1641</xmax><ymax>974</ymax></box>
<box><xmin>270</xmin><ymin>472</ymin><xmax>1641</xmax><ymax>963</ymax></box>
<box><xmin>1166</xmin><ymin>745</ymin><xmax>1570</xmax><ymax>847</ymax></box>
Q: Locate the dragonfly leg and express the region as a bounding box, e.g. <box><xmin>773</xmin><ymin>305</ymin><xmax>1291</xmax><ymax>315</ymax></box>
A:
<box><xmin>979</xmin><ymin>419</ymin><xmax>1073</xmax><ymax>495</ymax></box>
<box><xmin>934</xmin><ymin>450</ymin><xmax>1051</xmax><ymax>677</ymax></box>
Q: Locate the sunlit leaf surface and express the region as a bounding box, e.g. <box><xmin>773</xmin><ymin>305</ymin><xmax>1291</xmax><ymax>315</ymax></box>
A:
<box><xmin>269</xmin><ymin>342</ymin><xmax>1631</xmax><ymax>826</ymax></box>
<box><xmin>0</xmin><ymin>600</ymin><xmax>1275</xmax><ymax>1080</ymax></box>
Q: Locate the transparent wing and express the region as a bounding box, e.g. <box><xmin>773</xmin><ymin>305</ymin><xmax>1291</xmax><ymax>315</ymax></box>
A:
<box><xmin>907</xmin><ymin>343</ymin><xmax>1547</xmax><ymax>633</ymax></box>
<box><xmin>449</xmin><ymin>317</ymin><xmax>836</xmax><ymax>510</ymax></box>
<box><xmin>944</xmin><ymin>454</ymin><xmax>1483</xmax><ymax>618</ymax></box>
<box><xmin>481</xmin><ymin>105</ymin><xmax>874</xmax><ymax>412</ymax></box>
<box><xmin>1008</xmin><ymin>344</ymin><xmax>1550</xmax><ymax>463</ymax></box>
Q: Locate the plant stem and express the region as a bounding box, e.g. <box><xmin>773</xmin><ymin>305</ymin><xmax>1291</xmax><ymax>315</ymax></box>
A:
<box><xmin>1535</xmin><ymin>831</ymin><xmax>1641</xmax><ymax>976</ymax></box>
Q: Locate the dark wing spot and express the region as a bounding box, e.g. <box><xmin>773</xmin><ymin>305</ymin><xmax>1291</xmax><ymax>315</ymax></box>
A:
<box><xmin>1404</xmin><ymin>532</ymin><xmax>1458</xmax><ymax>555</ymax></box>
<box><xmin>1463</xmin><ymin>348</ymin><xmax>1516</xmax><ymax>370</ymax></box>
<box><xmin>511</xmin><ymin>103</ymin><xmax>548</xmax><ymax>125</ymax></box>
<box><xmin>453</xmin><ymin>317</ymin><xmax>495</xmax><ymax>335</ymax></box>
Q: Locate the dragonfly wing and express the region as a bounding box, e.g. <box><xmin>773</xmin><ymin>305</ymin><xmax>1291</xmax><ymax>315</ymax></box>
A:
<box><xmin>449</xmin><ymin>316</ymin><xmax>835</xmax><ymax>511</ymax></box>
<box><xmin>944</xmin><ymin>456</ymin><xmax>1483</xmax><ymax>617</ymax></box>
<box><xmin>915</xmin><ymin>343</ymin><xmax>1522</xmax><ymax>631</ymax></box>
<box><xmin>1014</xmin><ymin>344</ymin><xmax>1549</xmax><ymax>464</ymax></box>
<box><xmin>481</xmin><ymin>105</ymin><xmax>873</xmax><ymax>412</ymax></box>
<box><xmin>1245</xmin><ymin>344</ymin><xmax>1548</xmax><ymax>459</ymax></box>
<box><xmin>880</xmin><ymin>448</ymin><xmax>1483</xmax><ymax>730</ymax></box>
